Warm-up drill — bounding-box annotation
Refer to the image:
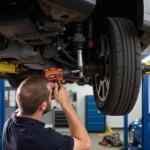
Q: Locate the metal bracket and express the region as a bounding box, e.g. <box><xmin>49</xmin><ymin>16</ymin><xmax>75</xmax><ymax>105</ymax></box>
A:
<box><xmin>0</xmin><ymin>62</ymin><xmax>18</xmax><ymax>74</ymax></box>
<box><xmin>142</xmin><ymin>62</ymin><xmax>150</xmax><ymax>74</ymax></box>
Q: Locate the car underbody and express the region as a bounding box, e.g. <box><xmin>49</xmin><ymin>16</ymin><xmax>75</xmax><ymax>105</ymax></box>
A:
<box><xmin>0</xmin><ymin>0</ymin><xmax>149</xmax><ymax>115</ymax></box>
<box><xmin>0</xmin><ymin>0</ymin><xmax>98</xmax><ymax>83</ymax></box>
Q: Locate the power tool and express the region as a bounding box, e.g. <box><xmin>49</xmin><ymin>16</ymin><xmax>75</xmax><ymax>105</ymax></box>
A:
<box><xmin>45</xmin><ymin>68</ymin><xmax>64</xmax><ymax>84</ymax></box>
<box><xmin>44</xmin><ymin>68</ymin><xmax>79</xmax><ymax>98</ymax></box>
<box><xmin>44</xmin><ymin>68</ymin><xmax>79</xmax><ymax>83</ymax></box>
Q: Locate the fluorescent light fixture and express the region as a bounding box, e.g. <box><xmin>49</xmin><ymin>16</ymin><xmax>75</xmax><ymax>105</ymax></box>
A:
<box><xmin>142</xmin><ymin>55</ymin><xmax>150</xmax><ymax>63</ymax></box>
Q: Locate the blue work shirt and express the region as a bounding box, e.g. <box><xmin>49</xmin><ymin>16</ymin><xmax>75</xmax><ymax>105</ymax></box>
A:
<box><xmin>2</xmin><ymin>112</ymin><xmax>74</xmax><ymax>150</ymax></box>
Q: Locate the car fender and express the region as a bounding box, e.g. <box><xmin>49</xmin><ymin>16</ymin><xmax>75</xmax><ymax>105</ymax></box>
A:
<box><xmin>137</xmin><ymin>0</ymin><xmax>150</xmax><ymax>31</ymax></box>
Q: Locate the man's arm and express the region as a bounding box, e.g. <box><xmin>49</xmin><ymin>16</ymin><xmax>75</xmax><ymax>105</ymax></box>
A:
<box><xmin>62</xmin><ymin>104</ymin><xmax>91</xmax><ymax>150</ymax></box>
<box><xmin>54</xmin><ymin>84</ymin><xmax>91</xmax><ymax>150</ymax></box>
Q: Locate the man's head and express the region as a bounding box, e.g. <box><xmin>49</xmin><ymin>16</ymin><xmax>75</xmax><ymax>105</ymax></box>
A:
<box><xmin>16</xmin><ymin>76</ymin><xmax>52</xmax><ymax>116</ymax></box>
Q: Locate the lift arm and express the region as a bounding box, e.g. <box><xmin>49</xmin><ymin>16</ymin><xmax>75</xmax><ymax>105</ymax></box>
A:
<box><xmin>142</xmin><ymin>63</ymin><xmax>150</xmax><ymax>74</ymax></box>
<box><xmin>0</xmin><ymin>62</ymin><xmax>18</xmax><ymax>74</ymax></box>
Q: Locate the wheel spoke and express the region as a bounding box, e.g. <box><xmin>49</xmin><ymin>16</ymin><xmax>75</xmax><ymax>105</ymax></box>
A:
<box><xmin>94</xmin><ymin>35</ymin><xmax>111</xmax><ymax>102</ymax></box>
<box><xmin>102</xmin><ymin>83</ymin><xmax>105</xmax><ymax>98</ymax></box>
<box><xmin>98</xmin><ymin>81</ymin><xmax>102</xmax><ymax>94</ymax></box>
<box><xmin>95</xmin><ymin>75</ymin><xmax>101</xmax><ymax>94</ymax></box>
<box><xmin>104</xmin><ymin>76</ymin><xmax>109</xmax><ymax>90</ymax></box>
<box><xmin>105</xmin><ymin>51</ymin><xmax>109</xmax><ymax>61</ymax></box>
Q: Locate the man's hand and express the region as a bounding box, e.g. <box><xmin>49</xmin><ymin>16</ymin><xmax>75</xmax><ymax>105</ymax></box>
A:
<box><xmin>54</xmin><ymin>84</ymin><xmax>70</xmax><ymax>107</ymax></box>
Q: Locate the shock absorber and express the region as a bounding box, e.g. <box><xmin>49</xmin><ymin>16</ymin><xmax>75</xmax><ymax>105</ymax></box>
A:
<box><xmin>73</xmin><ymin>22</ymin><xmax>85</xmax><ymax>78</ymax></box>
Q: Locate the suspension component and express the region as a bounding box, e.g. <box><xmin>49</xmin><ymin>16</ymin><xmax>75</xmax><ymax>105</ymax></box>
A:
<box><xmin>73</xmin><ymin>22</ymin><xmax>85</xmax><ymax>78</ymax></box>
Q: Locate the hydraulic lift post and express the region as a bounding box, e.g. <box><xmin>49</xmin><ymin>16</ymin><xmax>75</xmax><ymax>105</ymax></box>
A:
<box><xmin>124</xmin><ymin>62</ymin><xmax>150</xmax><ymax>150</ymax></box>
<box><xmin>0</xmin><ymin>80</ymin><xmax>5</xmax><ymax>150</ymax></box>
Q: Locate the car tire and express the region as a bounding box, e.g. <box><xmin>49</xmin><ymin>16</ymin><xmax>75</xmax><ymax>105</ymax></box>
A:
<box><xmin>129</xmin><ymin>127</ymin><xmax>138</xmax><ymax>146</ymax></box>
<box><xmin>93</xmin><ymin>18</ymin><xmax>141</xmax><ymax>115</ymax></box>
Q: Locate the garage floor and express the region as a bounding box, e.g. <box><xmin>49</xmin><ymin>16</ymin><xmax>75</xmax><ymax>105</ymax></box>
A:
<box><xmin>89</xmin><ymin>130</ymin><xmax>124</xmax><ymax>150</ymax></box>
<box><xmin>61</xmin><ymin>129</ymin><xmax>124</xmax><ymax>150</ymax></box>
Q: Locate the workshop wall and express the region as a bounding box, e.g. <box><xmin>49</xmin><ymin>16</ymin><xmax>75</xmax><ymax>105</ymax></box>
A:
<box><xmin>64</xmin><ymin>83</ymin><xmax>93</xmax><ymax>125</ymax></box>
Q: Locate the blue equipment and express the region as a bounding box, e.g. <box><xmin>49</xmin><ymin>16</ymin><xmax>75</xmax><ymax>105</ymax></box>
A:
<box><xmin>0</xmin><ymin>80</ymin><xmax>5</xmax><ymax>150</ymax></box>
<box><xmin>124</xmin><ymin>63</ymin><xmax>150</xmax><ymax>150</ymax></box>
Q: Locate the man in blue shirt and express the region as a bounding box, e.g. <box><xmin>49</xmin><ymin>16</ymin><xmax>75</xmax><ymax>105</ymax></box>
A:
<box><xmin>2</xmin><ymin>76</ymin><xmax>91</xmax><ymax>150</ymax></box>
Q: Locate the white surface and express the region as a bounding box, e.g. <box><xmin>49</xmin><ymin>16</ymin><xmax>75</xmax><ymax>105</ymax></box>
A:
<box><xmin>143</xmin><ymin>46</ymin><xmax>150</xmax><ymax>54</ymax></box>
<box><xmin>9</xmin><ymin>90</ymin><xmax>16</xmax><ymax>107</ymax></box>
<box><xmin>64</xmin><ymin>83</ymin><xmax>93</xmax><ymax>125</ymax></box>
<box><xmin>5</xmin><ymin>80</ymin><xmax>10</xmax><ymax>87</ymax></box>
<box><xmin>45</xmin><ymin>124</ymin><xmax>53</xmax><ymax>128</ymax></box>
<box><xmin>144</xmin><ymin>0</ymin><xmax>150</xmax><ymax>22</ymax></box>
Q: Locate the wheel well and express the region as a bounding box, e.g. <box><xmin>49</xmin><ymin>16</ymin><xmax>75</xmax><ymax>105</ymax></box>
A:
<box><xmin>92</xmin><ymin>0</ymin><xmax>139</xmax><ymax>25</ymax></box>
<box><xmin>90</xmin><ymin>0</ymin><xmax>142</xmax><ymax>40</ymax></box>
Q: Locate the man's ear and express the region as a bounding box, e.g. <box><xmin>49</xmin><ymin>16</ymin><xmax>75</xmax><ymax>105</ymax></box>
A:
<box><xmin>40</xmin><ymin>101</ymin><xmax>47</xmax><ymax>111</ymax></box>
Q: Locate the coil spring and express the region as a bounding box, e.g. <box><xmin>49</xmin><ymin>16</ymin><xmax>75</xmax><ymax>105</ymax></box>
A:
<box><xmin>74</xmin><ymin>23</ymin><xmax>85</xmax><ymax>51</ymax></box>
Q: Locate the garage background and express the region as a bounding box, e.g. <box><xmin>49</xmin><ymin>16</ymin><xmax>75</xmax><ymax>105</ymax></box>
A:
<box><xmin>4</xmin><ymin>81</ymin><xmax>142</xmax><ymax>128</ymax></box>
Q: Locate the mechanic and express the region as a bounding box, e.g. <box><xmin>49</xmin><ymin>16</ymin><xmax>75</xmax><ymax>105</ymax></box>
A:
<box><xmin>2</xmin><ymin>76</ymin><xmax>91</xmax><ymax>150</ymax></box>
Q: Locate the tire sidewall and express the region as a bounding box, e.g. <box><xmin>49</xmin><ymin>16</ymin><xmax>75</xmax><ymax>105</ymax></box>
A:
<box><xmin>93</xmin><ymin>18</ymin><xmax>118</xmax><ymax>113</ymax></box>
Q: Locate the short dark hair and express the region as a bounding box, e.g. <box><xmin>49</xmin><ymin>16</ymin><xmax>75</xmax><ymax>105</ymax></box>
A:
<box><xmin>16</xmin><ymin>76</ymin><xmax>50</xmax><ymax>115</ymax></box>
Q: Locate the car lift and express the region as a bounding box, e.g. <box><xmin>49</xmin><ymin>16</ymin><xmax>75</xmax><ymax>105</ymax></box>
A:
<box><xmin>0</xmin><ymin>80</ymin><xmax>5</xmax><ymax>150</ymax></box>
<box><xmin>124</xmin><ymin>62</ymin><xmax>150</xmax><ymax>150</ymax></box>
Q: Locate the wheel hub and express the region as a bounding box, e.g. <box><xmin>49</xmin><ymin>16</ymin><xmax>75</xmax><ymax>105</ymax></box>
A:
<box><xmin>95</xmin><ymin>35</ymin><xmax>111</xmax><ymax>102</ymax></box>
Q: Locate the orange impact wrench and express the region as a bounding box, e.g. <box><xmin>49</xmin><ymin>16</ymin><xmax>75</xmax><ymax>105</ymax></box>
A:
<box><xmin>45</xmin><ymin>68</ymin><xmax>64</xmax><ymax>84</ymax></box>
<box><xmin>44</xmin><ymin>68</ymin><xmax>64</xmax><ymax>99</ymax></box>
<box><xmin>44</xmin><ymin>68</ymin><xmax>79</xmax><ymax>99</ymax></box>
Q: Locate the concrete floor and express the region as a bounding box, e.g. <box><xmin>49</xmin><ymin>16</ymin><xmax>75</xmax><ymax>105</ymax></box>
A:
<box><xmin>61</xmin><ymin>129</ymin><xmax>124</xmax><ymax>150</ymax></box>
<box><xmin>89</xmin><ymin>130</ymin><xmax>124</xmax><ymax>150</ymax></box>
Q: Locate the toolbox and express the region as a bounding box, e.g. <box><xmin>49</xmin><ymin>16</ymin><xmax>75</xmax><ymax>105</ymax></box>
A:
<box><xmin>85</xmin><ymin>96</ymin><xmax>106</xmax><ymax>132</ymax></box>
